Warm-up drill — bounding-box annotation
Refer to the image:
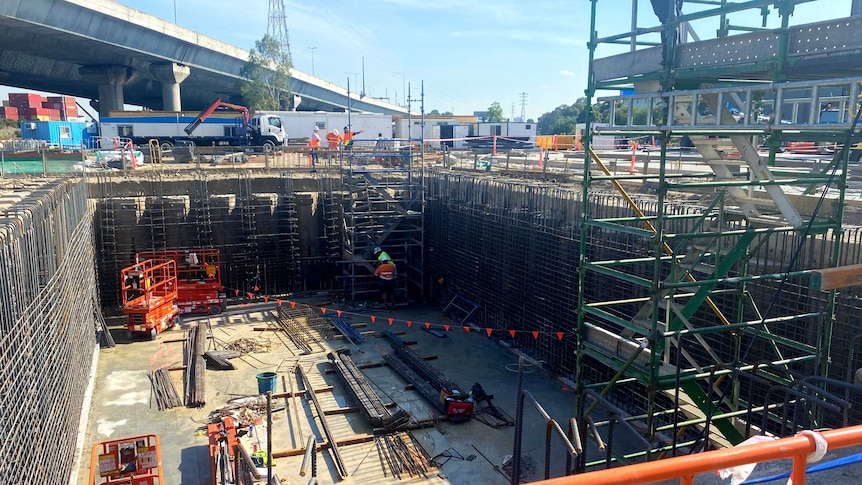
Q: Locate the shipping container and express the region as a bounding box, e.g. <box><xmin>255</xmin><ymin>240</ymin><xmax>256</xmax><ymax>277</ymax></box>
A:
<box><xmin>19</xmin><ymin>120</ymin><xmax>97</xmax><ymax>148</ymax></box>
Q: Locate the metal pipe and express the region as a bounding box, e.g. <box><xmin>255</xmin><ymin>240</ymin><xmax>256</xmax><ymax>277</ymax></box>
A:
<box><xmin>267</xmin><ymin>391</ymin><xmax>273</xmax><ymax>485</ymax></box>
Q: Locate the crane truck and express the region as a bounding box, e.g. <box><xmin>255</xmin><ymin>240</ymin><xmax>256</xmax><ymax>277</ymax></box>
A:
<box><xmin>99</xmin><ymin>99</ymin><xmax>286</xmax><ymax>152</ymax></box>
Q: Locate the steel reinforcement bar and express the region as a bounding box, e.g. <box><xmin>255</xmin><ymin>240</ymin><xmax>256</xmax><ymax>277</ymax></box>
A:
<box><xmin>0</xmin><ymin>179</ymin><xmax>100</xmax><ymax>485</ymax></box>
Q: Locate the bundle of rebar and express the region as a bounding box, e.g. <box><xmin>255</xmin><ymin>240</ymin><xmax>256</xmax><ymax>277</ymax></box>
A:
<box><xmin>148</xmin><ymin>367</ymin><xmax>182</xmax><ymax>411</ymax></box>
<box><xmin>383</xmin><ymin>353</ymin><xmax>446</xmax><ymax>415</ymax></box>
<box><xmin>383</xmin><ymin>331</ymin><xmax>464</xmax><ymax>395</ymax></box>
<box><xmin>326</xmin><ymin>317</ymin><xmax>364</xmax><ymax>344</ymax></box>
<box><xmin>375</xmin><ymin>431</ymin><xmax>433</xmax><ymax>479</ymax></box>
<box><xmin>328</xmin><ymin>349</ymin><xmax>409</xmax><ymax>429</ymax></box>
<box><xmin>184</xmin><ymin>322</ymin><xmax>207</xmax><ymax>407</ymax></box>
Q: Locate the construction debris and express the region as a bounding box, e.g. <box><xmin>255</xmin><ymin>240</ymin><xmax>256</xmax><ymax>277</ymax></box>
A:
<box><xmin>225</xmin><ymin>337</ymin><xmax>274</xmax><ymax>354</ymax></box>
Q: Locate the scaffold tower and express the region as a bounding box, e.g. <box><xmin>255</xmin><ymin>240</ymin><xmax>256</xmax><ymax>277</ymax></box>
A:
<box><xmin>339</xmin><ymin>92</ymin><xmax>425</xmax><ymax>305</ymax></box>
<box><xmin>576</xmin><ymin>0</ymin><xmax>861</xmax><ymax>467</ymax></box>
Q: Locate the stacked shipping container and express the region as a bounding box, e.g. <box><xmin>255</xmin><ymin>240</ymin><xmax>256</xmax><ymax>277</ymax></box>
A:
<box><xmin>0</xmin><ymin>93</ymin><xmax>78</xmax><ymax>121</ymax></box>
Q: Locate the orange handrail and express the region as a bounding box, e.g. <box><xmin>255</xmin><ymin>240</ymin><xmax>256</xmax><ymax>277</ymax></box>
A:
<box><xmin>536</xmin><ymin>424</ymin><xmax>862</xmax><ymax>485</ymax></box>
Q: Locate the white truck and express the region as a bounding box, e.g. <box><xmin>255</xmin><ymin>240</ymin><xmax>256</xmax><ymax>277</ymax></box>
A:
<box><xmin>99</xmin><ymin>99</ymin><xmax>286</xmax><ymax>150</ymax></box>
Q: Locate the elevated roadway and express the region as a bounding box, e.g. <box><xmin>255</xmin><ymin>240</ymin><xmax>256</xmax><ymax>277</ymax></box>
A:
<box><xmin>0</xmin><ymin>0</ymin><xmax>408</xmax><ymax>116</ymax></box>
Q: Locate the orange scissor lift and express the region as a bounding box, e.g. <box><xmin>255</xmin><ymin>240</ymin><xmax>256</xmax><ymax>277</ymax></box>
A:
<box><xmin>89</xmin><ymin>434</ymin><xmax>163</xmax><ymax>485</ymax></box>
<box><xmin>136</xmin><ymin>249</ymin><xmax>227</xmax><ymax>316</ymax></box>
<box><xmin>121</xmin><ymin>259</ymin><xmax>179</xmax><ymax>340</ymax></box>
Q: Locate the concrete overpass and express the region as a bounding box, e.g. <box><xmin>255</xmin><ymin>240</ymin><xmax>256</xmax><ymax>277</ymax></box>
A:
<box><xmin>0</xmin><ymin>0</ymin><xmax>408</xmax><ymax>116</ymax></box>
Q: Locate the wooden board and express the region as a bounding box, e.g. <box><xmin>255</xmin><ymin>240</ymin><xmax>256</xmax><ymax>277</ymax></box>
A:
<box><xmin>811</xmin><ymin>264</ymin><xmax>862</xmax><ymax>291</ymax></box>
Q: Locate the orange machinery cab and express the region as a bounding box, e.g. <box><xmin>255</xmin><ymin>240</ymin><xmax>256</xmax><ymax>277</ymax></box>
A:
<box><xmin>121</xmin><ymin>259</ymin><xmax>179</xmax><ymax>340</ymax></box>
<box><xmin>89</xmin><ymin>434</ymin><xmax>163</xmax><ymax>485</ymax></box>
<box><xmin>136</xmin><ymin>249</ymin><xmax>227</xmax><ymax>316</ymax></box>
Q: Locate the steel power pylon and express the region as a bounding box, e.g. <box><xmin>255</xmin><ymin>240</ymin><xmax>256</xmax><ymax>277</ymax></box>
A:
<box><xmin>267</xmin><ymin>0</ymin><xmax>292</xmax><ymax>58</ymax></box>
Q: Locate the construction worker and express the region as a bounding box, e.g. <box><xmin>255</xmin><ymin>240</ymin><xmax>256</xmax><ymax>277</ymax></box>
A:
<box><xmin>343</xmin><ymin>126</ymin><xmax>364</xmax><ymax>148</ymax></box>
<box><xmin>374</xmin><ymin>258</ymin><xmax>396</xmax><ymax>310</ymax></box>
<box><xmin>326</xmin><ymin>128</ymin><xmax>343</xmax><ymax>149</ymax></box>
<box><xmin>309</xmin><ymin>126</ymin><xmax>321</xmax><ymax>171</ymax></box>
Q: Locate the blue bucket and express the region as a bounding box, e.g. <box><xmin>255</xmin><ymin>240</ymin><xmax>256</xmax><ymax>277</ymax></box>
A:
<box><xmin>256</xmin><ymin>372</ymin><xmax>277</xmax><ymax>394</ymax></box>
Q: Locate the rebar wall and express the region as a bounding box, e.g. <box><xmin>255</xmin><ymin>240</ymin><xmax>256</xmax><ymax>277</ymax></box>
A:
<box><xmin>0</xmin><ymin>179</ymin><xmax>99</xmax><ymax>485</ymax></box>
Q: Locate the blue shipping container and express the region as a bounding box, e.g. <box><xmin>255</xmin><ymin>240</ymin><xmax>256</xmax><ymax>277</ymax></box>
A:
<box><xmin>19</xmin><ymin>121</ymin><xmax>96</xmax><ymax>149</ymax></box>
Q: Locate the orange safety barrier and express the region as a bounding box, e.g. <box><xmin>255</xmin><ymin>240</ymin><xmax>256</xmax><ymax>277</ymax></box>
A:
<box><xmin>89</xmin><ymin>434</ymin><xmax>163</xmax><ymax>485</ymax></box>
<box><xmin>536</xmin><ymin>424</ymin><xmax>862</xmax><ymax>485</ymax></box>
<box><xmin>537</xmin><ymin>135</ymin><xmax>577</xmax><ymax>150</ymax></box>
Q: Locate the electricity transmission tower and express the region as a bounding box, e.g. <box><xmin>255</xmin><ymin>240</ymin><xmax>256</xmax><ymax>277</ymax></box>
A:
<box><xmin>519</xmin><ymin>92</ymin><xmax>528</xmax><ymax>121</ymax></box>
<box><xmin>268</xmin><ymin>0</ymin><xmax>293</xmax><ymax>60</ymax></box>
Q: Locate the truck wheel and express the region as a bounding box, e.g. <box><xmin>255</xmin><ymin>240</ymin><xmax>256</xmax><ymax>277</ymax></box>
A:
<box><xmin>262</xmin><ymin>140</ymin><xmax>276</xmax><ymax>153</ymax></box>
<box><xmin>149</xmin><ymin>328</ymin><xmax>158</xmax><ymax>340</ymax></box>
<box><xmin>160</xmin><ymin>141</ymin><xmax>174</xmax><ymax>154</ymax></box>
<box><xmin>209</xmin><ymin>305</ymin><xmax>222</xmax><ymax>315</ymax></box>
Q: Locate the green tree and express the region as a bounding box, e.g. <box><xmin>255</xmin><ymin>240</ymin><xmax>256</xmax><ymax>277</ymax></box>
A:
<box><xmin>428</xmin><ymin>109</ymin><xmax>440</xmax><ymax>116</ymax></box>
<box><xmin>487</xmin><ymin>101</ymin><xmax>504</xmax><ymax>122</ymax></box>
<box><xmin>240</xmin><ymin>35</ymin><xmax>293</xmax><ymax>112</ymax></box>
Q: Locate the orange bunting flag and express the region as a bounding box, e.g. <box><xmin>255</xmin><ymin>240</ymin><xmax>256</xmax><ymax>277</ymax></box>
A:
<box><xmin>290</xmin><ymin>301</ymin><xmax>296</xmax><ymax>309</ymax></box>
<box><xmin>557</xmin><ymin>332</ymin><xmax>564</xmax><ymax>340</ymax></box>
<box><xmin>485</xmin><ymin>328</ymin><xmax>493</xmax><ymax>337</ymax></box>
<box><xmin>407</xmin><ymin>320</ymin><xmax>412</xmax><ymax>327</ymax></box>
<box><xmin>509</xmin><ymin>329</ymin><xmax>516</xmax><ymax>338</ymax></box>
<box><xmin>532</xmin><ymin>331</ymin><xmax>539</xmax><ymax>339</ymax></box>
<box><xmin>277</xmin><ymin>299</ymin><xmax>282</xmax><ymax>306</ymax></box>
<box><xmin>321</xmin><ymin>307</ymin><xmax>327</xmax><ymax>314</ymax></box>
<box><xmin>246</xmin><ymin>292</ymin><xmax>253</xmax><ymax>298</ymax></box>
<box><xmin>388</xmin><ymin>318</ymin><xmax>394</xmax><ymax>326</ymax></box>
<box><xmin>424</xmin><ymin>322</ymin><xmax>431</xmax><ymax>329</ymax></box>
<box><xmin>337</xmin><ymin>310</ymin><xmax>343</xmax><ymax>317</ymax></box>
<box><xmin>370</xmin><ymin>315</ymin><xmax>376</xmax><ymax>323</ymax></box>
<box><xmin>444</xmin><ymin>325</ymin><xmax>450</xmax><ymax>332</ymax></box>
<box><xmin>463</xmin><ymin>326</ymin><xmax>470</xmax><ymax>333</ymax></box>
<box><xmin>263</xmin><ymin>296</ymin><xmax>269</xmax><ymax>303</ymax></box>
<box><xmin>253</xmin><ymin>285</ymin><xmax>259</xmax><ymax>292</ymax></box>
<box><xmin>234</xmin><ymin>289</ymin><xmax>239</xmax><ymax>296</ymax></box>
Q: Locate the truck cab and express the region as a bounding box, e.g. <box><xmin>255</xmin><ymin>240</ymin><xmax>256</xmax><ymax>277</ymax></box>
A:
<box><xmin>249</xmin><ymin>114</ymin><xmax>285</xmax><ymax>149</ymax></box>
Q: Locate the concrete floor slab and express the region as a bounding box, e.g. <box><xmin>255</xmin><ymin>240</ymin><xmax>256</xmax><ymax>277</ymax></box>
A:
<box><xmin>77</xmin><ymin>301</ymin><xmax>588</xmax><ymax>485</ymax></box>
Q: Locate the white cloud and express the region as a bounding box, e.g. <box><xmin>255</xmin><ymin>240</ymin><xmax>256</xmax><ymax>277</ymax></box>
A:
<box><xmin>560</xmin><ymin>70</ymin><xmax>574</xmax><ymax>76</ymax></box>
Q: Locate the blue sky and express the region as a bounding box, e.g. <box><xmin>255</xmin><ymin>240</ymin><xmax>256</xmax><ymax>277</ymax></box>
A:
<box><xmin>1</xmin><ymin>0</ymin><xmax>853</xmax><ymax>119</ymax></box>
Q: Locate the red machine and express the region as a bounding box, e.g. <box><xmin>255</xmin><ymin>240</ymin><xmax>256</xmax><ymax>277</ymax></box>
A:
<box><xmin>121</xmin><ymin>259</ymin><xmax>179</xmax><ymax>340</ymax></box>
<box><xmin>137</xmin><ymin>249</ymin><xmax>227</xmax><ymax>316</ymax></box>
<box><xmin>89</xmin><ymin>434</ymin><xmax>163</xmax><ymax>485</ymax></box>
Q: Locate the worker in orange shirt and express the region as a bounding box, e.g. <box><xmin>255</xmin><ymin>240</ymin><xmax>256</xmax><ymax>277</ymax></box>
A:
<box><xmin>343</xmin><ymin>126</ymin><xmax>364</xmax><ymax>148</ymax></box>
<box><xmin>309</xmin><ymin>126</ymin><xmax>321</xmax><ymax>171</ymax></box>
<box><xmin>374</xmin><ymin>258</ymin><xmax>396</xmax><ymax>310</ymax></box>
<box><xmin>326</xmin><ymin>128</ymin><xmax>343</xmax><ymax>149</ymax></box>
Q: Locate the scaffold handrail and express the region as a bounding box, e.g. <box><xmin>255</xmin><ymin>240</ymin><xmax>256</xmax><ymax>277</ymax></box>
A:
<box><xmin>534</xmin><ymin>424</ymin><xmax>862</xmax><ymax>485</ymax></box>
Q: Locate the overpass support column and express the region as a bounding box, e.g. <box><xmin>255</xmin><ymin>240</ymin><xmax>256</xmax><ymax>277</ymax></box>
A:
<box><xmin>79</xmin><ymin>65</ymin><xmax>137</xmax><ymax>117</ymax></box>
<box><xmin>149</xmin><ymin>62</ymin><xmax>191</xmax><ymax>111</ymax></box>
